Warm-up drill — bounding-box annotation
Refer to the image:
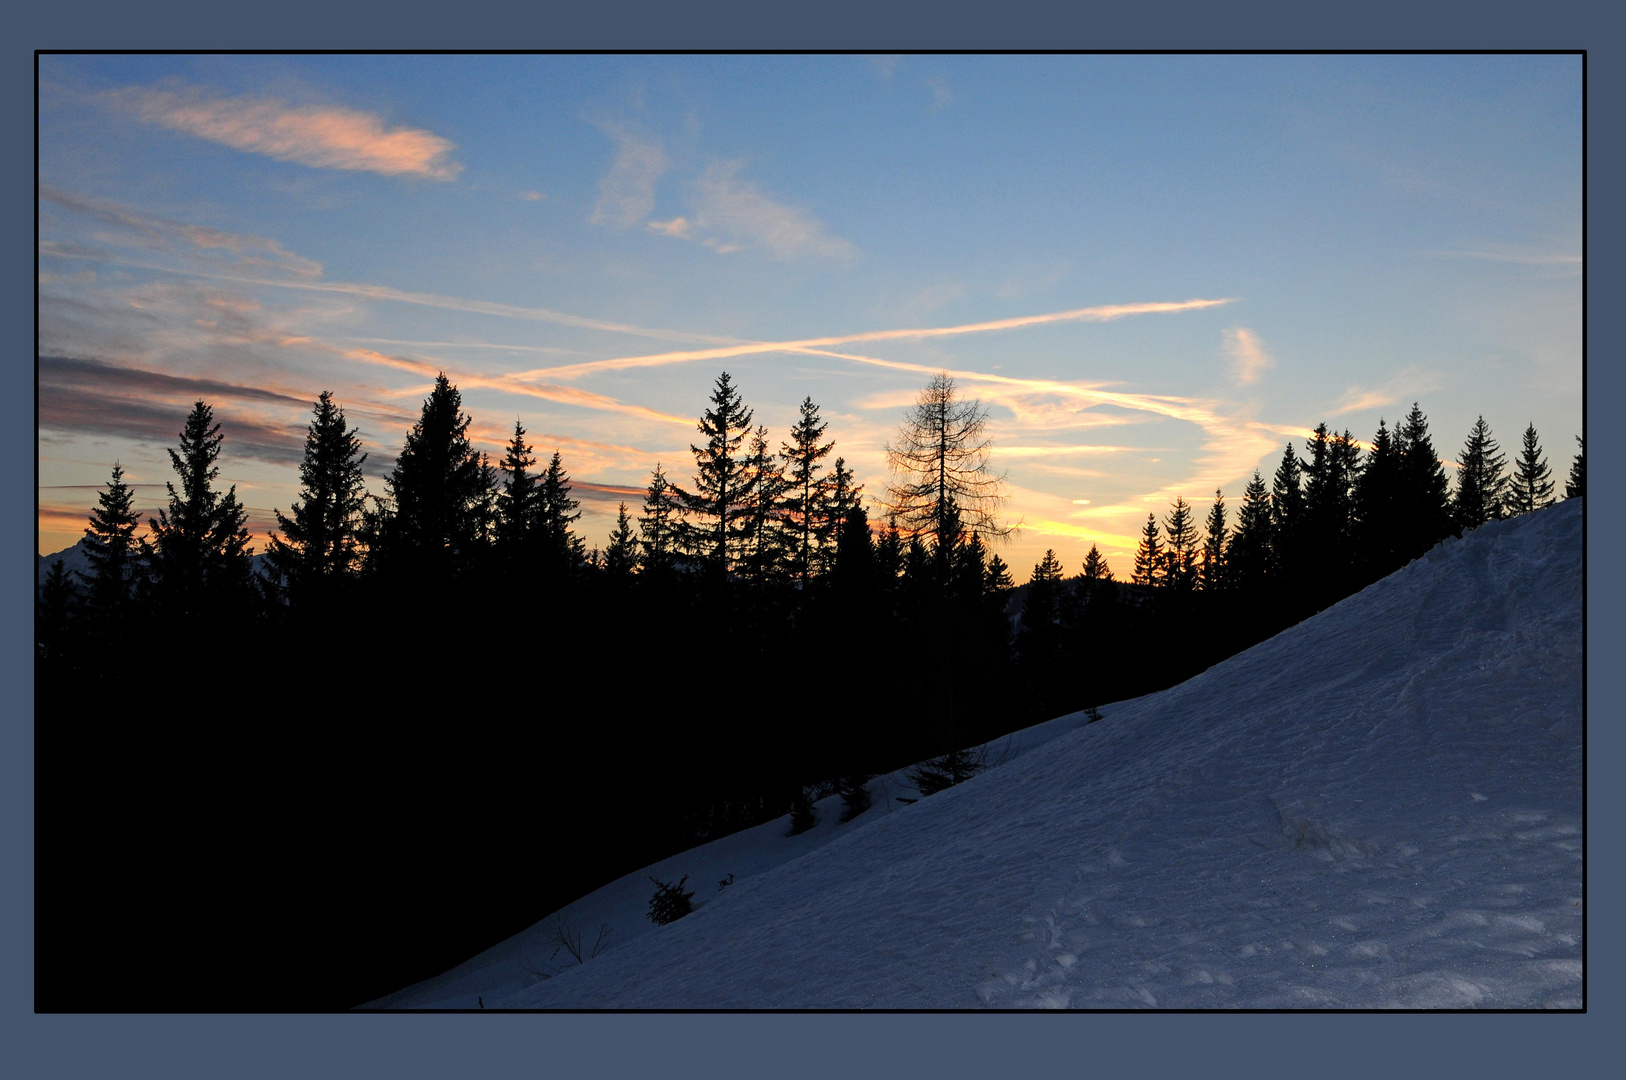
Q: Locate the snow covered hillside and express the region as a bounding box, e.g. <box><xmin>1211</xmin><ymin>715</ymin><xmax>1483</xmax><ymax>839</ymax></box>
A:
<box><xmin>377</xmin><ymin>499</ymin><xmax>1582</xmax><ymax>1009</ymax></box>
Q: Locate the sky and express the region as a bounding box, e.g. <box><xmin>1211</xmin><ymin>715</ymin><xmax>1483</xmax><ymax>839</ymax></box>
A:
<box><xmin>36</xmin><ymin>54</ymin><xmax>1583</xmax><ymax>579</ymax></box>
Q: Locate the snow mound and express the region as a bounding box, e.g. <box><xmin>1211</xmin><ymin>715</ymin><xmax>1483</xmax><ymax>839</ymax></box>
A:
<box><xmin>411</xmin><ymin>500</ymin><xmax>1585</xmax><ymax>1009</ymax></box>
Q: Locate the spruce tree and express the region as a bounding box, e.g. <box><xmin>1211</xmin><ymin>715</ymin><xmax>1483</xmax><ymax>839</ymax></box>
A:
<box><xmin>1161</xmin><ymin>497</ymin><xmax>1199</xmax><ymax>592</ymax></box>
<box><xmin>1396</xmin><ymin>403</ymin><xmax>1453</xmax><ymax>561</ymax></box>
<box><xmin>1269</xmin><ymin>442</ymin><xmax>1305</xmax><ymax>587</ymax></box>
<box><xmin>266</xmin><ymin>392</ymin><xmax>368</xmax><ymax>599</ymax></box>
<box><xmin>820</xmin><ymin>457</ymin><xmax>863</xmax><ymax>578</ymax></box>
<box><xmin>79</xmin><ymin>461</ymin><xmax>143</xmax><ymax>625</ymax></box>
<box><xmin>604</xmin><ymin>503</ymin><xmax>639</xmax><ymax>579</ymax></box>
<box><xmin>1506</xmin><ymin>423</ymin><xmax>1556</xmax><ymax>516</ymax></box>
<box><xmin>1132</xmin><ymin>512</ymin><xmax>1162</xmax><ymax>587</ymax></box>
<box><xmin>1353</xmin><ymin>420</ymin><xmax>1405</xmax><ymax>582</ymax></box>
<box><xmin>638</xmin><ymin>464</ymin><xmax>681</xmax><ymax>580</ymax></box>
<box><xmin>1020</xmin><ymin>550</ymin><xmax>1065</xmax><ymax>643</ymax></box>
<box><xmin>780</xmin><ymin>397</ymin><xmax>835</xmax><ymax>587</ymax></box>
<box><xmin>1080</xmin><ymin>544</ymin><xmax>1113</xmax><ymax>583</ymax></box>
<box><xmin>1225</xmin><ymin>471</ymin><xmax>1272</xmax><ymax>595</ymax></box>
<box><xmin>1565</xmin><ymin>435</ymin><xmax>1584</xmax><ymax>499</ymax></box>
<box><xmin>675</xmin><ymin>372</ymin><xmax>755</xmax><ymax>575</ymax></box>
<box><xmin>739</xmin><ymin>426</ymin><xmax>789</xmax><ymax>588</ymax></box>
<box><xmin>1199</xmin><ymin>490</ymin><xmax>1228</xmax><ymax>592</ymax></box>
<box><xmin>1453</xmin><ymin>415</ymin><xmax>1507</xmax><ymax>531</ymax></box>
<box><xmin>495</xmin><ymin>420</ymin><xmax>540</xmax><ymax>554</ymax></box>
<box><xmin>37</xmin><ymin>558</ymin><xmax>77</xmax><ymax>669</ymax></box>
<box><xmin>537</xmin><ymin>450</ymin><xmax>585</xmax><ymax>575</ymax></box>
<box><xmin>144</xmin><ymin>400</ymin><xmax>254</xmax><ymax>620</ymax></box>
<box><xmin>381</xmin><ymin>374</ymin><xmax>484</xmax><ymax>576</ymax></box>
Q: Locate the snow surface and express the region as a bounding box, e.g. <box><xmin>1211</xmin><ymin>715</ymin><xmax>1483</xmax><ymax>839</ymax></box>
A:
<box><xmin>372</xmin><ymin>499</ymin><xmax>1583</xmax><ymax>1009</ymax></box>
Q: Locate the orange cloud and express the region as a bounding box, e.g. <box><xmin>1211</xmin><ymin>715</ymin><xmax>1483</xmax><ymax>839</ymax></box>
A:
<box><xmin>108</xmin><ymin>83</ymin><xmax>462</xmax><ymax>180</ymax></box>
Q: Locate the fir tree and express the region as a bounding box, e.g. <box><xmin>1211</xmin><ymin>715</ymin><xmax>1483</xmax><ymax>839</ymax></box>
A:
<box><xmin>1199</xmin><ymin>490</ymin><xmax>1228</xmax><ymax>592</ymax></box>
<box><xmin>1080</xmin><ymin>544</ymin><xmax>1113</xmax><ymax>583</ymax></box>
<box><xmin>1453</xmin><ymin>415</ymin><xmax>1507</xmax><ymax>531</ymax></box>
<box><xmin>537</xmin><ymin>450</ymin><xmax>585</xmax><ymax>574</ymax></box>
<box><xmin>1020</xmin><ymin>550</ymin><xmax>1065</xmax><ymax>642</ymax></box>
<box><xmin>820</xmin><ymin>457</ymin><xmax>863</xmax><ymax>578</ymax></box>
<box><xmin>1225</xmin><ymin>471</ymin><xmax>1272</xmax><ymax>594</ymax></box>
<box><xmin>1269</xmin><ymin>442</ymin><xmax>1305</xmax><ymax>587</ymax></box>
<box><xmin>495</xmin><ymin>420</ymin><xmax>540</xmax><ymax>554</ymax></box>
<box><xmin>1506</xmin><ymin>423</ymin><xmax>1556</xmax><ymax>516</ymax></box>
<box><xmin>1395</xmin><ymin>403</ymin><xmax>1453</xmax><ymax>561</ymax></box>
<box><xmin>1565</xmin><ymin>435</ymin><xmax>1584</xmax><ymax>499</ymax></box>
<box><xmin>79</xmin><ymin>461</ymin><xmax>143</xmax><ymax>624</ymax></box>
<box><xmin>1162</xmin><ymin>497</ymin><xmax>1200</xmax><ymax>592</ymax></box>
<box><xmin>380</xmin><ymin>374</ymin><xmax>484</xmax><ymax>575</ymax></box>
<box><xmin>266</xmin><ymin>392</ymin><xmax>368</xmax><ymax>598</ymax></box>
<box><xmin>1301</xmin><ymin>424</ymin><xmax>1360</xmax><ymax>601</ymax></box>
<box><xmin>780</xmin><ymin>397</ymin><xmax>835</xmax><ymax>587</ymax></box>
<box><xmin>1132</xmin><ymin>512</ymin><xmax>1163</xmax><ymax>587</ymax></box>
<box><xmin>604</xmin><ymin>503</ymin><xmax>639</xmax><ymax>579</ymax></box>
<box><xmin>1353</xmin><ymin>420</ymin><xmax>1405</xmax><ymax>582</ymax></box>
<box><xmin>675</xmin><ymin>372</ymin><xmax>755</xmax><ymax>575</ymax></box>
<box><xmin>144</xmin><ymin>400</ymin><xmax>254</xmax><ymax>619</ymax></box>
<box><xmin>739</xmin><ymin>426</ymin><xmax>788</xmax><ymax>587</ymax></box>
<box><xmin>638</xmin><ymin>464</ymin><xmax>681</xmax><ymax>580</ymax></box>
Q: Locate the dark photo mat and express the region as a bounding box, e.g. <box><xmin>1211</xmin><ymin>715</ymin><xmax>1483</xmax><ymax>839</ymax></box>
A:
<box><xmin>10</xmin><ymin>6</ymin><xmax>1616</xmax><ymax>1077</ymax></box>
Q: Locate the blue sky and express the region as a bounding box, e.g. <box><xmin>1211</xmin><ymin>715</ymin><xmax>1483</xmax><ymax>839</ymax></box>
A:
<box><xmin>37</xmin><ymin>54</ymin><xmax>1582</xmax><ymax>578</ymax></box>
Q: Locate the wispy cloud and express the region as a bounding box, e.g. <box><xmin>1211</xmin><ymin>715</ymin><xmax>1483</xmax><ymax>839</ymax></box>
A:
<box><xmin>41</xmin><ymin>186</ymin><xmax>324</xmax><ymax>277</ymax></box>
<box><xmin>105</xmin><ymin>82</ymin><xmax>462</xmax><ymax>180</ymax></box>
<box><xmin>519</xmin><ymin>190</ymin><xmax>544</xmax><ymax>201</ymax></box>
<box><xmin>646</xmin><ymin>216</ymin><xmax>693</xmax><ymax>239</ymax></box>
<box><xmin>689</xmin><ymin>160</ymin><xmax>857</xmax><ymax>261</ymax></box>
<box><xmin>925</xmin><ymin>78</ymin><xmax>954</xmax><ymax>111</ymax></box>
<box><xmin>1330</xmin><ymin>366</ymin><xmax>1445</xmax><ymax>417</ymax></box>
<box><xmin>1222</xmin><ymin>326</ymin><xmax>1275</xmax><ymax>385</ymax></box>
<box><xmin>516</xmin><ymin>298</ymin><xmax>1234</xmax><ymax>381</ymax></box>
<box><xmin>589</xmin><ymin>119</ymin><xmax>669</xmax><ymax>228</ymax></box>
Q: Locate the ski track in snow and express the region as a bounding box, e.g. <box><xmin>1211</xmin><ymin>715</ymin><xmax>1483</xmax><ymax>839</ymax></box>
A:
<box><xmin>378</xmin><ymin>501</ymin><xmax>1581</xmax><ymax>1010</ymax></box>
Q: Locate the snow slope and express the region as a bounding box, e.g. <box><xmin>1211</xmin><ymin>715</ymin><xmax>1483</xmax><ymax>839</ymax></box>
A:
<box><xmin>380</xmin><ymin>499</ymin><xmax>1583</xmax><ymax>1009</ymax></box>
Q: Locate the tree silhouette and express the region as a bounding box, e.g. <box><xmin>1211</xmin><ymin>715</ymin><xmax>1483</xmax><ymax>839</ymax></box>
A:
<box><xmin>267</xmin><ymin>392</ymin><xmax>368</xmax><ymax>598</ymax></box>
<box><xmin>1453</xmin><ymin>415</ymin><xmax>1507</xmax><ymax>531</ymax></box>
<box><xmin>1395</xmin><ymin>403</ymin><xmax>1453</xmax><ymax>563</ymax></box>
<box><xmin>637</xmin><ymin>464</ymin><xmax>681</xmax><ymax>581</ymax></box>
<box><xmin>675</xmin><ymin>372</ymin><xmax>755</xmax><ymax>576</ymax></box>
<box><xmin>1200</xmin><ymin>490</ymin><xmax>1228</xmax><ymax>592</ymax></box>
<box><xmin>380</xmin><ymin>374</ymin><xmax>484</xmax><ymax>576</ymax></box>
<box><xmin>1506</xmin><ymin>423</ymin><xmax>1555</xmax><ymax>516</ymax></box>
<box><xmin>604</xmin><ymin>503</ymin><xmax>639</xmax><ymax>579</ymax></box>
<box><xmin>1133</xmin><ymin>513</ymin><xmax>1162</xmax><ymax>587</ymax></box>
<box><xmin>143</xmin><ymin>400</ymin><xmax>254</xmax><ymax>620</ymax></box>
<box><xmin>79</xmin><ymin>461</ymin><xmax>143</xmax><ymax>627</ymax></box>
<box><xmin>1225</xmin><ymin>471</ymin><xmax>1272</xmax><ymax>595</ymax></box>
<box><xmin>1565</xmin><ymin>435</ymin><xmax>1584</xmax><ymax>499</ymax></box>
<box><xmin>780</xmin><ymin>396</ymin><xmax>835</xmax><ymax>588</ymax></box>
<box><xmin>885</xmin><ymin>373</ymin><xmax>1010</xmax><ymax>551</ymax></box>
<box><xmin>1161</xmin><ymin>497</ymin><xmax>1200</xmax><ymax>592</ymax></box>
<box><xmin>495</xmin><ymin>420</ymin><xmax>541</xmax><ymax>556</ymax></box>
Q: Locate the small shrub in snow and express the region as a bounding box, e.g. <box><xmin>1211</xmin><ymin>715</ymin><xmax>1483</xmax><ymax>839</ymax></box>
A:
<box><xmin>836</xmin><ymin>774</ymin><xmax>873</xmax><ymax>822</ymax></box>
<box><xmin>909</xmin><ymin>745</ymin><xmax>988</xmax><ymax>796</ymax></box>
<box><xmin>647</xmin><ymin>875</ymin><xmax>695</xmax><ymax>925</ymax></box>
<box><xmin>1085</xmin><ymin>705</ymin><xmax>1104</xmax><ymax>724</ymax></box>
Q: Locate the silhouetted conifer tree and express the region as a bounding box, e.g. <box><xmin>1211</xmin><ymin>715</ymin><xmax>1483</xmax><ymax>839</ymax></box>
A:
<box><xmin>1226</xmin><ymin>471</ymin><xmax>1272</xmax><ymax>595</ymax></box>
<box><xmin>1565</xmin><ymin>436</ymin><xmax>1584</xmax><ymax>498</ymax></box>
<box><xmin>1507</xmin><ymin>423</ymin><xmax>1556</xmax><ymax>516</ymax></box>
<box><xmin>143</xmin><ymin>400</ymin><xmax>254</xmax><ymax>620</ymax></box>
<box><xmin>1453</xmin><ymin>415</ymin><xmax>1507</xmax><ymax>531</ymax></box>
<box><xmin>266</xmin><ymin>392</ymin><xmax>368</xmax><ymax>600</ymax></box>
<box><xmin>638</xmin><ymin>464</ymin><xmax>681</xmax><ymax>581</ymax></box>
<box><xmin>1269</xmin><ymin>442</ymin><xmax>1305</xmax><ymax>589</ymax></box>
<box><xmin>1162</xmin><ymin>497</ymin><xmax>1200</xmax><ymax>592</ymax></box>
<box><xmin>739</xmin><ymin>426</ymin><xmax>789</xmax><ymax>588</ymax></box>
<box><xmin>1395</xmin><ymin>403</ymin><xmax>1453</xmax><ymax>562</ymax></box>
<box><xmin>1200</xmin><ymin>490</ymin><xmax>1228</xmax><ymax>592</ymax></box>
<box><xmin>780</xmin><ymin>397</ymin><xmax>834</xmax><ymax>587</ymax></box>
<box><xmin>377</xmin><ymin>374</ymin><xmax>484</xmax><ymax>577</ymax></box>
<box><xmin>1132</xmin><ymin>513</ymin><xmax>1162</xmax><ymax>587</ymax></box>
<box><xmin>1353</xmin><ymin>420</ymin><xmax>1405</xmax><ymax>582</ymax></box>
<box><xmin>604</xmin><ymin>503</ymin><xmax>639</xmax><ymax>579</ymax></box>
<box><xmin>821</xmin><ymin>457</ymin><xmax>863</xmax><ymax>578</ymax></box>
<box><xmin>79</xmin><ymin>461</ymin><xmax>143</xmax><ymax>628</ymax></box>
<box><xmin>495</xmin><ymin>420</ymin><xmax>540</xmax><ymax>556</ymax></box>
<box><xmin>537</xmin><ymin>450</ymin><xmax>584</xmax><ymax>575</ymax></box>
<box><xmin>675</xmin><ymin>372</ymin><xmax>755</xmax><ymax>576</ymax></box>
<box><xmin>37</xmin><ymin>558</ymin><xmax>77</xmax><ymax>670</ymax></box>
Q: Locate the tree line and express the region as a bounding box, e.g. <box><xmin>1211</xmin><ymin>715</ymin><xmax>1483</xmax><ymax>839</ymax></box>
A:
<box><xmin>34</xmin><ymin>369</ymin><xmax>1581</xmax><ymax>1010</ymax></box>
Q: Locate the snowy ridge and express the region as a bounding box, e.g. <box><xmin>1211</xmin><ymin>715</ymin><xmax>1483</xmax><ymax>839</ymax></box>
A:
<box><xmin>380</xmin><ymin>500</ymin><xmax>1582</xmax><ymax>1009</ymax></box>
